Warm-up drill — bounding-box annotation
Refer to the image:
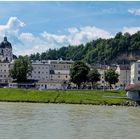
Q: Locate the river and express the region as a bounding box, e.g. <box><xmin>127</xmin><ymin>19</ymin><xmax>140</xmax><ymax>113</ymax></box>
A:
<box><xmin>0</xmin><ymin>102</ymin><xmax>140</xmax><ymax>139</ymax></box>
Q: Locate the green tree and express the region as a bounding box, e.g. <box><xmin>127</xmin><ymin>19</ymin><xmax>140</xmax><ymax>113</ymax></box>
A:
<box><xmin>10</xmin><ymin>56</ymin><xmax>33</xmax><ymax>82</ymax></box>
<box><xmin>87</xmin><ymin>69</ymin><xmax>100</xmax><ymax>89</ymax></box>
<box><xmin>105</xmin><ymin>68</ymin><xmax>119</xmax><ymax>89</ymax></box>
<box><xmin>70</xmin><ymin>61</ymin><xmax>90</xmax><ymax>89</ymax></box>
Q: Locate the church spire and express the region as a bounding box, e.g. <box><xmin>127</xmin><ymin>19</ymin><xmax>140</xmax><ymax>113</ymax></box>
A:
<box><xmin>4</xmin><ymin>36</ymin><xmax>7</xmax><ymax>42</ymax></box>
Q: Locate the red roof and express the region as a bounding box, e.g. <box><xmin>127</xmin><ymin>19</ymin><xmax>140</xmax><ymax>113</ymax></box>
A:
<box><xmin>125</xmin><ymin>82</ymin><xmax>140</xmax><ymax>91</ymax></box>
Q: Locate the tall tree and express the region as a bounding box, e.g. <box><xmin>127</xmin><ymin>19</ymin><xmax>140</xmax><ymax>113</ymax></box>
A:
<box><xmin>87</xmin><ymin>69</ymin><xmax>100</xmax><ymax>89</ymax></box>
<box><xmin>70</xmin><ymin>61</ymin><xmax>90</xmax><ymax>89</ymax></box>
<box><xmin>105</xmin><ymin>68</ymin><xmax>119</xmax><ymax>89</ymax></box>
<box><xmin>10</xmin><ymin>56</ymin><xmax>33</xmax><ymax>82</ymax></box>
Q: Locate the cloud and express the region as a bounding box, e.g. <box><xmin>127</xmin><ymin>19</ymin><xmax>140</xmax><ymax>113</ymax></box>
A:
<box><xmin>0</xmin><ymin>17</ymin><xmax>25</xmax><ymax>36</ymax></box>
<box><xmin>0</xmin><ymin>16</ymin><xmax>112</xmax><ymax>56</ymax></box>
<box><xmin>41</xmin><ymin>26</ymin><xmax>112</xmax><ymax>46</ymax></box>
<box><xmin>128</xmin><ymin>8</ymin><xmax>140</xmax><ymax>16</ymax></box>
<box><xmin>68</xmin><ymin>26</ymin><xmax>112</xmax><ymax>45</ymax></box>
<box><xmin>122</xmin><ymin>27</ymin><xmax>140</xmax><ymax>35</ymax></box>
<box><xmin>41</xmin><ymin>32</ymin><xmax>67</xmax><ymax>44</ymax></box>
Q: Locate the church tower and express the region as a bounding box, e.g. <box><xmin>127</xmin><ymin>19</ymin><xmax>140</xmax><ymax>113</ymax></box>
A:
<box><xmin>0</xmin><ymin>37</ymin><xmax>13</xmax><ymax>62</ymax></box>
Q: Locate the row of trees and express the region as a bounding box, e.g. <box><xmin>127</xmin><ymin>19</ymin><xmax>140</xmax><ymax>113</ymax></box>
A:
<box><xmin>30</xmin><ymin>31</ymin><xmax>140</xmax><ymax>65</ymax></box>
<box><xmin>70</xmin><ymin>61</ymin><xmax>119</xmax><ymax>89</ymax></box>
<box><xmin>10</xmin><ymin>57</ymin><xmax>119</xmax><ymax>89</ymax></box>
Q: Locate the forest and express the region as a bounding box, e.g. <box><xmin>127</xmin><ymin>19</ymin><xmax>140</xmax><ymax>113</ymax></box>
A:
<box><xmin>29</xmin><ymin>31</ymin><xmax>140</xmax><ymax>65</ymax></box>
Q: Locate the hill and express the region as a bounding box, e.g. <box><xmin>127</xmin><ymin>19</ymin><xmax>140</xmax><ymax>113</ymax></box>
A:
<box><xmin>29</xmin><ymin>31</ymin><xmax>140</xmax><ymax>65</ymax></box>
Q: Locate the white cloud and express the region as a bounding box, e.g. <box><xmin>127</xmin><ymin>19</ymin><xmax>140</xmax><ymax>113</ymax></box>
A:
<box><xmin>0</xmin><ymin>17</ymin><xmax>25</xmax><ymax>37</ymax></box>
<box><xmin>41</xmin><ymin>26</ymin><xmax>112</xmax><ymax>46</ymax></box>
<box><xmin>68</xmin><ymin>27</ymin><xmax>79</xmax><ymax>34</ymax></box>
<box><xmin>69</xmin><ymin>26</ymin><xmax>112</xmax><ymax>45</ymax></box>
<box><xmin>128</xmin><ymin>8</ymin><xmax>140</xmax><ymax>16</ymax></box>
<box><xmin>0</xmin><ymin>17</ymin><xmax>113</xmax><ymax>56</ymax></box>
<box><xmin>41</xmin><ymin>32</ymin><xmax>67</xmax><ymax>44</ymax></box>
<box><xmin>122</xmin><ymin>27</ymin><xmax>140</xmax><ymax>35</ymax></box>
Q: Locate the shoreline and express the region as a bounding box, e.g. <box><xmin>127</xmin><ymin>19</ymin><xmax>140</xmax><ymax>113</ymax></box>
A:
<box><xmin>0</xmin><ymin>88</ymin><xmax>137</xmax><ymax>107</ymax></box>
<box><xmin>0</xmin><ymin>99</ymin><xmax>137</xmax><ymax>107</ymax></box>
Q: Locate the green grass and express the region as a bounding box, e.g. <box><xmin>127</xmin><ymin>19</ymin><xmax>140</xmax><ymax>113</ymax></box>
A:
<box><xmin>0</xmin><ymin>88</ymin><xmax>135</xmax><ymax>105</ymax></box>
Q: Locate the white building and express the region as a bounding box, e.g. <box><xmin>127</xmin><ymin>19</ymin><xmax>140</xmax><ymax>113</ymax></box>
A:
<box><xmin>36</xmin><ymin>81</ymin><xmax>62</xmax><ymax>90</ymax></box>
<box><xmin>28</xmin><ymin>61</ymin><xmax>50</xmax><ymax>81</ymax></box>
<box><xmin>0</xmin><ymin>37</ymin><xmax>13</xmax><ymax>86</ymax></box>
<box><xmin>130</xmin><ymin>60</ymin><xmax>140</xmax><ymax>84</ymax></box>
<box><xmin>116</xmin><ymin>65</ymin><xmax>130</xmax><ymax>88</ymax></box>
<box><xmin>0</xmin><ymin>62</ymin><xmax>10</xmax><ymax>86</ymax></box>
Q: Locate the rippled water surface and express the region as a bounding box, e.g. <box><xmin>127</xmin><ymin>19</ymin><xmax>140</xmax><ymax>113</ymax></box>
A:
<box><xmin>0</xmin><ymin>102</ymin><xmax>140</xmax><ymax>138</ymax></box>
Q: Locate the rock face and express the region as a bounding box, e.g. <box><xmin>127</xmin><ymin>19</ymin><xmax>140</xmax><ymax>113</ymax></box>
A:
<box><xmin>0</xmin><ymin>37</ymin><xmax>13</xmax><ymax>62</ymax></box>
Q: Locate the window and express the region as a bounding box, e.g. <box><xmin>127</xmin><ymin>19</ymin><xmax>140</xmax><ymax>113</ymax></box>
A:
<box><xmin>38</xmin><ymin>71</ymin><xmax>40</xmax><ymax>74</ymax></box>
<box><xmin>138</xmin><ymin>77</ymin><xmax>140</xmax><ymax>81</ymax></box>
<box><xmin>138</xmin><ymin>71</ymin><xmax>140</xmax><ymax>74</ymax></box>
<box><xmin>138</xmin><ymin>64</ymin><xmax>140</xmax><ymax>68</ymax></box>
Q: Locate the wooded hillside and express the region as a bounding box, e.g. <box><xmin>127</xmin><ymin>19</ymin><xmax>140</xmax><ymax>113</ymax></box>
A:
<box><xmin>30</xmin><ymin>31</ymin><xmax>140</xmax><ymax>65</ymax></box>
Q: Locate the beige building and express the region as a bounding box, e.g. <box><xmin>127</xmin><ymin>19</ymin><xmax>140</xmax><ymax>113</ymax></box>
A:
<box><xmin>116</xmin><ymin>65</ymin><xmax>130</xmax><ymax>88</ymax></box>
<box><xmin>96</xmin><ymin>65</ymin><xmax>108</xmax><ymax>87</ymax></box>
<box><xmin>48</xmin><ymin>60</ymin><xmax>73</xmax><ymax>81</ymax></box>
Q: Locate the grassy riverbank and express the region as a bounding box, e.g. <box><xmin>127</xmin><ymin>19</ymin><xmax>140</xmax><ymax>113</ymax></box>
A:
<box><xmin>0</xmin><ymin>88</ymin><xmax>135</xmax><ymax>106</ymax></box>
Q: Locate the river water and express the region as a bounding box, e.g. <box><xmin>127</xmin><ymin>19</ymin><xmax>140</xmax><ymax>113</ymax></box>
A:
<box><xmin>0</xmin><ymin>102</ymin><xmax>140</xmax><ymax>139</ymax></box>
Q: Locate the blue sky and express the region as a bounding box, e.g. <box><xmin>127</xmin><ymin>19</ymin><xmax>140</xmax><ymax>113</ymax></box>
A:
<box><xmin>0</xmin><ymin>1</ymin><xmax>140</xmax><ymax>55</ymax></box>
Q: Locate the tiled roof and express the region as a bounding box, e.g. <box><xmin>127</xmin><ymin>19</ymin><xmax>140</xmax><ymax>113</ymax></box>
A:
<box><xmin>125</xmin><ymin>82</ymin><xmax>140</xmax><ymax>91</ymax></box>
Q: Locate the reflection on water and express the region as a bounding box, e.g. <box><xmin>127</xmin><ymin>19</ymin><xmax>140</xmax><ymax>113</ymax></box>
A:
<box><xmin>0</xmin><ymin>102</ymin><xmax>139</xmax><ymax>138</ymax></box>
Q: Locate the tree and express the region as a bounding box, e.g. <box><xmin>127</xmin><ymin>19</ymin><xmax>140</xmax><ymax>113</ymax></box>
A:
<box><xmin>10</xmin><ymin>56</ymin><xmax>33</xmax><ymax>82</ymax></box>
<box><xmin>70</xmin><ymin>61</ymin><xmax>90</xmax><ymax>89</ymax></box>
<box><xmin>87</xmin><ymin>69</ymin><xmax>100</xmax><ymax>89</ymax></box>
<box><xmin>105</xmin><ymin>68</ymin><xmax>119</xmax><ymax>89</ymax></box>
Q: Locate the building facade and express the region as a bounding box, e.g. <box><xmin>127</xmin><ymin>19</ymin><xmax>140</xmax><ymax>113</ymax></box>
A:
<box><xmin>48</xmin><ymin>60</ymin><xmax>73</xmax><ymax>81</ymax></box>
<box><xmin>0</xmin><ymin>37</ymin><xmax>13</xmax><ymax>62</ymax></box>
<box><xmin>0</xmin><ymin>62</ymin><xmax>10</xmax><ymax>86</ymax></box>
<box><xmin>130</xmin><ymin>60</ymin><xmax>140</xmax><ymax>84</ymax></box>
<box><xmin>0</xmin><ymin>37</ymin><xmax>13</xmax><ymax>86</ymax></box>
<box><xmin>116</xmin><ymin>65</ymin><xmax>130</xmax><ymax>88</ymax></box>
<box><xmin>27</xmin><ymin>61</ymin><xmax>50</xmax><ymax>81</ymax></box>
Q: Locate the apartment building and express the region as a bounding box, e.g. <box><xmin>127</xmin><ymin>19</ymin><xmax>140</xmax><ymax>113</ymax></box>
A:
<box><xmin>28</xmin><ymin>61</ymin><xmax>50</xmax><ymax>81</ymax></box>
<box><xmin>96</xmin><ymin>65</ymin><xmax>108</xmax><ymax>87</ymax></box>
<box><xmin>0</xmin><ymin>62</ymin><xmax>10</xmax><ymax>86</ymax></box>
<box><xmin>116</xmin><ymin>65</ymin><xmax>130</xmax><ymax>88</ymax></box>
<box><xmin>48</xmin><ymin>60</ymin><xmax>73</xmax><ymax>81</ymax></box>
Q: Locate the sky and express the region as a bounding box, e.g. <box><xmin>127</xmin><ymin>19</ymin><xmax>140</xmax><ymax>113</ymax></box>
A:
<box><xmin>0</xmin><ymin>1</ymin><xmax>140</xmax><ymax>56</ymax></box>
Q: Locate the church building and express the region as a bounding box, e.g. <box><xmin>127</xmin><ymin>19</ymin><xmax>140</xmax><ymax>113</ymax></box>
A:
<box><xmin>0</xmin><ymin>37</ymin><xmax>13</xmax><ymax>87</ymax></box>
<box><xmin>0</xmin><ymin>37</ymin><xmax>13</xmax><ymax>62</ymax></box>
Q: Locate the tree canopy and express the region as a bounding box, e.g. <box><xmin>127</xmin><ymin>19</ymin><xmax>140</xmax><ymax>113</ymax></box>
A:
<box><xmin>87</xmin><ymin>69</ymin><xmax>100</xmax><ymax>89</ymax></box>
<box><xmin>29</xmin><ymin>31</ymin><xmax>140</xmax><ymax>65</ymax></box>
<box><xmin>105</xmin><ymin>68</ymin><xmax>119</xmax><ymax>89</ymax></box>
<box><xmin>10</xmin><ymin>56</ymin><xmax>33</xmax><ymax>82</ymax></box>
<box><xmin>70</xmin><ymin>61</ymin><xmax>90</xmax><ymax>88</ymax></box>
